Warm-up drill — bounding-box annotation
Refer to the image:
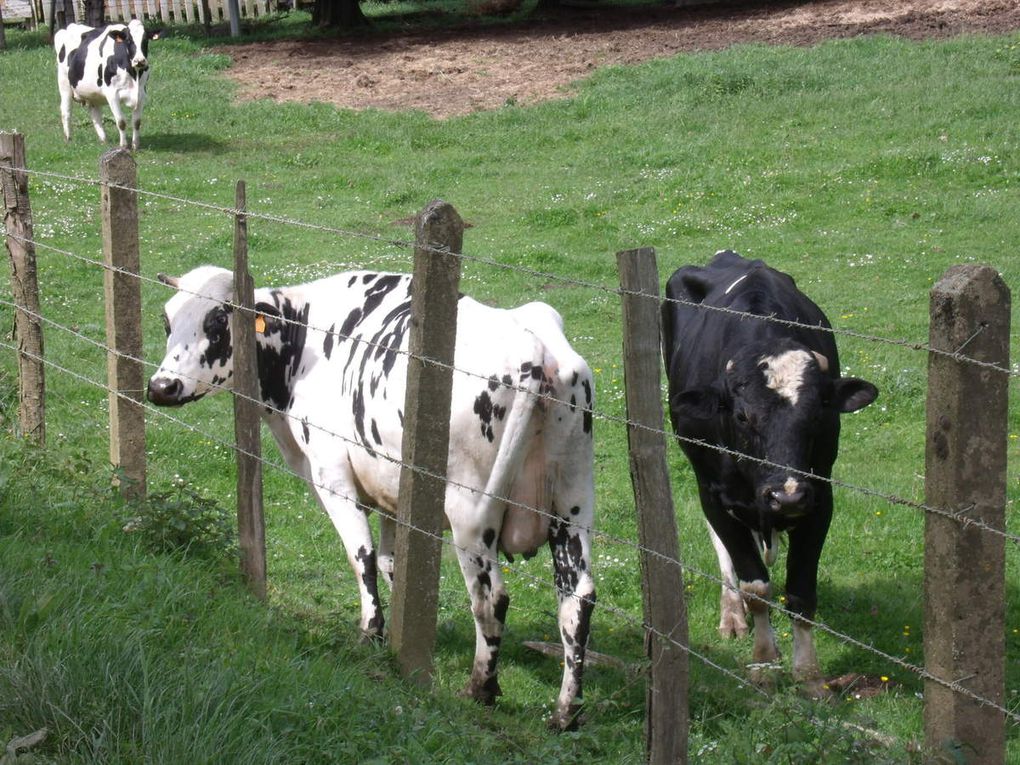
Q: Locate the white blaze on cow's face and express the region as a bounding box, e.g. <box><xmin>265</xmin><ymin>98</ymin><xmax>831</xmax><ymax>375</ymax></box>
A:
<box><xmin>147</xmin><ymin>266</ymin><xmax>236</xmax><ymax>406</ymax></box>
<box><xmin>125</xmin><ymin>20</ymin><xmax>150</xmax><ymax>70</ymax></box>
<box><xmin>758</xmin><ymin>349</ymin><xmax>813</xmax><ymax>406</ymax></box>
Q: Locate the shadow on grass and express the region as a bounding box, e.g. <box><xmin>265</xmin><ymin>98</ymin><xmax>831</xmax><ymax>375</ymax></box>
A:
<box><xmin>141</xmin><ymin>131</ymin><xmax>229</xmax><ymax>153</ymax></box>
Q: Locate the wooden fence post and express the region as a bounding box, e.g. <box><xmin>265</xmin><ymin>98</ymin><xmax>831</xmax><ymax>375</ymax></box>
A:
<box><xmin>1</xmin><ymin>132</ymin><xmax>45</xmax><ymax>446</ymax></box>
<box><xmin>232</xmin><ymin>180</ymin><xmax>267</xmax><ymax>600</ymax></box>
<box><xmin>618</xmin><ymin>247</ymin><xmax>689</xmax><ymax>765</ymax></box>
<box><xmin>924</xmin><ymin>264</ymin><xmax>1009</xmax><ymax>765</ymax></box>
<box><xmin>389</xmin><ymin>199</ymin><xmax>463</xmax><ymax>685</ymax></box>
<box><xmin>226</xmin><ymin>0</ymin><xmax>240</xmax><ymax>35</ymax></box>
<box><xmin>100</xmin><ymin>148</ymin><xmax>146</xmax><ymax>499</ymax></box>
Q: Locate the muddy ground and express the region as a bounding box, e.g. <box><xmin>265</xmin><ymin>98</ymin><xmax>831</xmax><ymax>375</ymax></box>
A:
<box><xmin>219</xmin><ymin>0</ymin><xmax>1020</xmax><ymax>118</ymax></box>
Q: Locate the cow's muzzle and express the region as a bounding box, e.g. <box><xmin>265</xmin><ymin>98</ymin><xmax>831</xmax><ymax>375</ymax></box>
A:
<box><xmin>147</xmin><ymin>376</ymin><xmax>184</xmax><ymax>406</ymax></box>
<box><xmin>761</xmin><ymin>479</ymin><xmax>813</xmax><ymax>517</ymax></box>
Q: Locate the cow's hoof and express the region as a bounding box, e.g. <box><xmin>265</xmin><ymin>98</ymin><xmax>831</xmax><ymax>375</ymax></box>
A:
<box><xmin>461</xmin><ymin>676</ymin><xmax>501</xmax><ymax>705</ymax></box>
<box><xmin>718</xmin><ymin>619</ymin><xmax>749</xmax><ymax>639</ymax></box>
<box><xmin>748</xmin><ymin>662</ymin><xmax>780</xmax><ymax>691</ymax></box>
<box><xmin>548</xmin><ymin>703</ymin><xmax>583</xmax><ymax>732</ymax></box>
<box><xmin>358</xmin><ymin>628</ymin><xmax>384</xmax><ymax>644</ymax></box>
<box><xmin>798</xmin><ymin>677</ymin><xmax>833</xmax><ymax>701</ymax></box>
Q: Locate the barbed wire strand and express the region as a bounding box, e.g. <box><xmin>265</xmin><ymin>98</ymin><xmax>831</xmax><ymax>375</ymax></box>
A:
<box><xmin>1</xmin><ymin>326</ymin><xmax>1017</xmax><ymax>727</ymax></box>
<box><xmin>6</xmin><ymin>167</ymin><xmax>1017</xmax><ymax>378</ymax></box>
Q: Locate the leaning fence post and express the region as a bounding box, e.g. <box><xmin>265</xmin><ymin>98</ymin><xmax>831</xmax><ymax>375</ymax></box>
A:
<box><xmin>618</xmin><ymin>247</ymin><xmax>689</xmax><ymax>765</ymax></box>
<box><xmin>390</xmin><ymin>199</ymin><xmax>463</xmax><ymax>685</ymax></box>
<box><xmin>231</xmin><ymin>180</ymin><xmax>267</xmax><ymax>600</ymax></box>
<box><xmin>100</xmin><ymin>148</ymin><xmax>146</xmax><ymax>499</ymax></box>
<box><xmin>924</xmin><ymin>264</ymin><xmax>1009</xmax><ymax>765</ymax></box>
<box><xmin>1</xmin><ymin>132</ymin><xmax>45</xmax><ymax>446</ymax></box>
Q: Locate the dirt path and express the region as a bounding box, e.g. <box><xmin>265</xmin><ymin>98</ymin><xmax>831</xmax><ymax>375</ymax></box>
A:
<box><xmin>219</xmin><ymin>0</ymin><xmax>1020</xmax><ymax>118</ymax></box>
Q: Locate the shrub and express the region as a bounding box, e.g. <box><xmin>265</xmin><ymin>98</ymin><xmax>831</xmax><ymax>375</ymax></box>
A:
<box><xmin>125</xmin><ymin>481</ymin><xmax>237</xmax><ymax>558</ymax></box>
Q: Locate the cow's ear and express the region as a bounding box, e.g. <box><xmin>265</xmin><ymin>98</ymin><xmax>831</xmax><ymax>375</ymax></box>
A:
<box><xmin>672</xmin><ymin>387</ymin><xmax>727</xmax><ymax>420</ymax></box>
<box><xmin>157</xmin><ymin>273</ymin><xmax>180</xmax><ymax>289</ymax></box>
<box><xmin>831</xmin><ymin>377</ymin><xmax>878</xmax><ymax>413</ymax></box>
<box><xmin>148</xmin><ymin>29</ymin><xmax>162</xmax><ymax>40</ymax></box>
<box><xmin>254</xmin><ymin>301</ymin><xmax>282</xmax><ymax>333</ymax></box>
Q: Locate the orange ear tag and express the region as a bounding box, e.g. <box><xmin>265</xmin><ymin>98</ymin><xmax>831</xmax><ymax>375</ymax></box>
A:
<box><xmin>254</xmin><ymin>315</ymin><xmax>266</xmax><ymax>334</ymax></box>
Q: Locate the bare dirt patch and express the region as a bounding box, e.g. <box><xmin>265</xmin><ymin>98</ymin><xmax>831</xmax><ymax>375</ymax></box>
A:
<box><xmin>219</xmin><ymin>0</ymin><xmax>1020</xmax><ymax>118</ymax></box>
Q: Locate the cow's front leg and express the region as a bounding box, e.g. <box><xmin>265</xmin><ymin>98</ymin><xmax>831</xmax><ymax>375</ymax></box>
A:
<box><xmin>708</xmin><ymin>511</ymin><xmax>779</xmax><ymax>682</ymax></box>
<box><xmin>785</xmin><ymin>489</ymin><xmax>833</xmax><ymax>695</ymax></box>
<box><xmin>704</xmin><ymin>500</ymin><xmax>776</xmax><ymax>674</ymax></box>
<box><xmin>130</xmin><ymin>103</ymin><xmax>143</xmax><ymax>151</ymax></box>
<box><xmin>707</xmin><ymin>521</ymin><xmax>748</xmax><ymax>638</ymax></box>
<box><xmin>547</xmin><ymin>514</ymin><xmax>595</xmax><ymax>732</ymax></box>
<box><xmin>452</xmin><ymin>523</ymin><xmax>508</xmax><ymax>706</ymax></box>
<box><xmin>105</xmin><ymin>98</ymin><xmax>129</xmax><ymax>148</ymax></box>
<box><xmin>87</xmin><ymin>104</ymin><xmax>107</xmax><ymax>143</ymax></box>
<box><xmin>740</xmin><ymin>579</ymin><xmax>779</xmax><ymax>679</ymax></box>
<box><xmin>313</xmin><ymin>468</ymin><xmax>384</xmax><ymax>640</ymax></box>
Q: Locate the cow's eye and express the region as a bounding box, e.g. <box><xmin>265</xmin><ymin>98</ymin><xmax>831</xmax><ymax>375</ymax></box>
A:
<box><xmin>735</xmin><ymin>411</ymin><xmax>748</xmax><ymax>424</ymax></box>
<box><xmin>162</xmin><ymin>314</ymin><xmax>171</xmax><ymax>337</ymax></box>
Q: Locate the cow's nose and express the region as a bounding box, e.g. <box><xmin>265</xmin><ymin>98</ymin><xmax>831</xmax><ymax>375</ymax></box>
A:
<box><xmin>768</xmin><ymin>487</ymin><xmax>806</xmax><ymax>508</ymax></box>
<box><xmin>147</xmin><ymin>376</ymin><xmax>182</xmax><ymax>405</ymax></box>
<box><xmin>763</xmin><ymin>480</ymin><xmax>811</xmax><ymax>514</ymax></box>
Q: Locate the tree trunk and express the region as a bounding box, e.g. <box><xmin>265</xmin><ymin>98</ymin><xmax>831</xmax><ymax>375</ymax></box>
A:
<box><xmin>84</xmin><ymin>0</ymin><xmax>104</xmax><ymax>26</ymax></box>
<box><xmin>314</xmin><ymin>0</ymin><xmax>367</xmax><ymax>27</ymax></box>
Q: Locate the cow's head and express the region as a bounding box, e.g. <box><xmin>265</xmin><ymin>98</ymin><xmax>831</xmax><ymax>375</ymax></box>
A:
<box><xmin>147</xmin><ymin>266</ymin><xmax>236</xmax><ymax>407</ymax></box>
<box><xmin>109</xmin><ymin>19</ymin><xmax>159</xmax><ymax>72</ymax></box>
<box><xmin>673</xmin><ymin>340</ymin><xmax>877</xmax><ymax>524</ymax></box>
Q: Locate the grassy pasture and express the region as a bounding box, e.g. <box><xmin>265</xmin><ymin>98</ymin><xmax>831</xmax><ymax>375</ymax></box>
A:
<box><xmin>1</xmin><ymin>11</ymin><xmax>1019</xmax><ymax>762</ymax></box>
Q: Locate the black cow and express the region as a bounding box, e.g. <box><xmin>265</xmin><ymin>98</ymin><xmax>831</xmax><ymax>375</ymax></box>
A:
<box><xmin>662</xmin><ymin>250</ymin><xmax>877</xmax><ymax>689</ymax></box>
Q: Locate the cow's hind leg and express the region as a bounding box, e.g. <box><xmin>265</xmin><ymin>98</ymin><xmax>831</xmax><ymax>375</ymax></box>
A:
<box><xmin>59</xmin><ymin>88</ymin><xmax>74</xmax><ymax>142</ymax></box>
<box><xmin>87</xmin><ymin>104</ymin><xmax>107</xmax><ymax>143</ymax></box>
<box><xmin>452</xmin><ymin>521</ymin><xmax>509</xmax><ymax>706</ymax></box>
<box><xmin>377</xmin><ymin>514</ymin><xmax>395</xmax><ymax>591</ymax></box>
<box><xmin>547</xmin><ymin>511</ymin><xmax>595</xmax><ymax>731</ymax></box>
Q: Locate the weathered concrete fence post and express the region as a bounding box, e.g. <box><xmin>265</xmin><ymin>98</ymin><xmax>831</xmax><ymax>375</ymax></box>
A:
<box><xmin>0</xmin><ymin>132</ymin><xmax>45</xmax><ymax>446</ymax></box>
<box><xmin>390</xmin><ymin>199</ymin><xmax>464</xmax><ymax>685</ymax></box>
<box><xmin>100</xmin><ymin>148</ymin><xmax>146</xmax><ymax>499</ymax></box>
<box><xmin>924</xmin><ymin>264</ymin><xmax>1010</xmax><ymax>765</ymax></box>
<box><xmin>618</xmin><ymin>247</ymin><xmax>689</xmax><ymax>765</ymax></box>
<box><xmin>231</xmin><ymin>179</ymin><xmax>267</xmax><ymax>600</ymax></box>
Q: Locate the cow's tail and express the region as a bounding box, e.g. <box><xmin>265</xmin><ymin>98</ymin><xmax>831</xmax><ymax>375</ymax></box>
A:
<box><xmin>477</xmin><ymin>340</ymin><xmax>546</xmax><ymax>542</ymax></box>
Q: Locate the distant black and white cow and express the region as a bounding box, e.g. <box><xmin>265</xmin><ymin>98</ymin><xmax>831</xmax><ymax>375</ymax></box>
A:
<box><xmin>54</xmin><ymin>20</ymin><xmax>158</xmax><ymax>151</ymax></box>
<box><xmin>662</xmin><ymin>250</ymin><xmax>877</xmax><ymax>691</ymax></box>
<box><xmin>148</xmin><ymin>266</ymin><xmax>596</xmax><ymax>729</ymax></box>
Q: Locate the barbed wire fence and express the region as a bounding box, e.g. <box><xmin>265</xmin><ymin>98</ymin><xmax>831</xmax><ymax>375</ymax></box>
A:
<box><xmin>2</xmin><ymin>134</ymin><xmax>1017</xmax><ymax>763</ymax></box>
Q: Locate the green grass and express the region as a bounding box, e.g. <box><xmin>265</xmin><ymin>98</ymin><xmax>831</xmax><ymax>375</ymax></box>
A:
<box><xmin>1</xmin><ymin>14</ymin><xmax>1019</xmax><ymax>763</ymax></box>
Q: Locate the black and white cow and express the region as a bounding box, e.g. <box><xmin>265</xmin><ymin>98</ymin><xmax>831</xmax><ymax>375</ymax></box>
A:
<box><xmin>662</xmin><ymin>250</ymin><xmax>877</xmax><ymax>690</ymax></box>
<box><xmin>54</xmin><ymin>20</ymin><xmax>158</xmax><ymax>151</ymax></box>
<box><xmin>147</xmin><ymin>266</ymin><xmax>596</xmax><ymax>729</ymax></box>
